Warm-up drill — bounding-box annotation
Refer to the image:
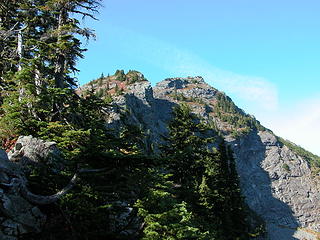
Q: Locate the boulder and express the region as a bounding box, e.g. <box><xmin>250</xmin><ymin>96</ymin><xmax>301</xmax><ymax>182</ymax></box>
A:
<box><xmin>8</xmin><ymin>136</ymin><xmax>64</xmax><ymax>173</ymax></box>
<box><xmin>0</xmin><ymin>148</ymin><xmax>46</xmax><ymax>240</ymax></box>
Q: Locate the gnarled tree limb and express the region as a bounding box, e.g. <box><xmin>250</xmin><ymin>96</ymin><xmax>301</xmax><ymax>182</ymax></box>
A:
<box><xmin>0</xmin><ymin>166</ymin><xmax>114</xmax><ymax>205</ymax></box>
<box><xmin>19</xmin><ymin>173</ymin><xmax>79</xmax><ymax>205</ymax></box>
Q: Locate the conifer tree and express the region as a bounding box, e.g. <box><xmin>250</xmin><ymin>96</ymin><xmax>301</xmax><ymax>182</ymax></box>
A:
<box><xmin>163</xmin><ymin>103</ymin><xmax>210</xmax><ymax>184</ymax></box>
<box><xmin>164</xmin><ymin>103</ymin><xmax>249</xmax><ymax>239</ymax></box>
<box><xmin>0</xmin><ymin>0</ymin><xmax>102</xmax><ymax>140</ymax></box>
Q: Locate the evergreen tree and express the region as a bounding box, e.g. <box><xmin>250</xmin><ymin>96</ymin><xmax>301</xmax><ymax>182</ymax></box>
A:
<box><xmin>163</xmin><ymin>103</ymin><xmax>249</xmax><ymax>239</ymax></box>
<box><xmin>115</xmin><ymin>69</ymin><xmax>126</xmax><ymax>81</ymax></box>
<box><xmin>0</xmin><ymin>0</ymin><xmax>102</xmax><ymax>140</ymax></box>
<box><xmin>135</xmin><ymin>171</ymin><xmax>208</xmax><ymax>240</ymax></box>
<box><xmin>163</xmin><ymin>103</ymin><xmax>210</xmax><ymax>184</ymax></box>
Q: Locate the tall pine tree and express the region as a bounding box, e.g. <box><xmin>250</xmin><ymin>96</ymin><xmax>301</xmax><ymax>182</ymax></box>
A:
<box><xmin>0</xmin><ymin>0</ymin><xmax>102</xmax><ymax>143</ymax></box>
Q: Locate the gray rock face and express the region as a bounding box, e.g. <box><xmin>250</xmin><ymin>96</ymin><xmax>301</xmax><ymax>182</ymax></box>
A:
<box><xmin>154</xmin><ymin>76</ymin><xmax>218</xmax><ymax>103</ymax></box>
<box><xmin>105</xmin><ymin>81</ymin><xmax>174</xmax><ymax>152</ymax></box>
<box><xmin>0</xmin><ymin>149</ymin><xmax>46</xmax><ymax>240</ymax></box>
<box><xmin>155</xmin><ymin>76</ymin><xmax>205</xmax><ymax>89</ymax></box>
<box><xmin>7</xmin><ymin>135</ymin><xmax>64</xmax><ymax>172</ymax></box>
<box><xmin>106</xmin><ymin>76</ymin><xmax>320</xmax><ymax>239</ymax></box>
<box><xmin>229</xmin><ymin>130</ymin><xmax>320</xmax><ymax>239</ymax></box>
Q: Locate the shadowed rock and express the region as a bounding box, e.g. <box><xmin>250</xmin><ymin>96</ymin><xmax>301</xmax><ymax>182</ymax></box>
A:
<box><xmin>104</xmin><ymin>76</ymin><xmax>320</xmax><ymax>239</ymax></box>
<box><xmin>0</xmin><ymin>149</ymin><xmax>46</xmax><ymax>239</ymax></box>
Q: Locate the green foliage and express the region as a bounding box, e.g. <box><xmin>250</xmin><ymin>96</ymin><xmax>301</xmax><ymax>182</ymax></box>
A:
<box><xmin>115</xmin><ymin>69</ymin><xmax>126</xmax><ymax>81</ymax></box>
<box><xmin>104</xmin><ymin>93</ymin><xmax>113</xmax><ymax>104</ymax></box>
<box><xmin>190</xmin><ymin>79</ymin><xmax>201</xmax><ymax>84</ymax></box>
<box><xmin>163</xmin><ymin>103</ymin><xmax>211</xmax><ymax>183</ymax></box>
<box><xmin>230</xmin><ymin>127</ymin><xmax>251</xmax><ymax>138</ymax></box>
<box><xmin>214</xmin><ymin>92</ymin><xmax>265</xmax><ymax>136</ymax></box>
<box><xmin>278</xmin><ymin>137</ymin><xmax>320</xmax><ymax>169</ymax></box>
<box><xmin>135</xmin><ymin>171</ymin><xmax>208</xmax><ymax>240</ymax></box>
<box><xmin>95</xmin><ymin>88</ymin><xmax>105</xmax><ymax>98</ymax></box>
<box><xmin>171</xmin><ymin>92</ymin><xmax>187</xmax><ymax>101</ymax></box>
<box><xmin>0</xmin><ymin>91</ymin><xmax>26</xmax><ymax>138</ymax></box>
<box><xmin>161</xmin><ymin>103</ymin><xmax>249</xmax><ymax>239</ymax></box>
<box><xmin>98</xmin><ymin>77</ymin><xmax>103</xmax><ymax>87</ymax></box>
<box><xmin>0</xmin><ymin>0</ymin><xmax>102</xmax><ymax>142</ymax></box>
<box><xmin>58</xmin><ymin>182</ymin><xmax>112</xmax><ymax>239</ymax></box>
<box><xmin>191</xmin><ymin>97</ymin><xmax>205</xmax><ymax>104</ymax></box>
<box><xmin>282</xmin><ymin>163</ymin><xmax>290</xmax><ymax>172</ymax></box>
<box><xmin>127</xmin><ymin>70</ymin><xmax>145</xmax><ymax>84</ymax></box>
<box><xmin>245</xmin><ymin>207</ymin><xmax>267</xmax><ymax>238</ymax></box>
<box><xmin>128</xmin><ymin>74</ymin><xmax>139</xmax><ymax>84</ymax></box>
<box><xmin>171</xmin><ymin>92</ymin><xmax>205</xmax><ymax>104</ymax></box>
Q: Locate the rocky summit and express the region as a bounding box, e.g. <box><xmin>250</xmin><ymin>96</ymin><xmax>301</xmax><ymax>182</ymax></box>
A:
<box><xmin>79</xmin><ymin>71</ymin><xmax>320</xmax><ymax>239</ymax></box>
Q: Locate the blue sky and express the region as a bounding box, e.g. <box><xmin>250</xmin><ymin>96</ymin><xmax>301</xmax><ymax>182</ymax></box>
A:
<box><xmin>76</xmin><ymin>0</ymin><xmax>320</xmax><ymax>155</ymax></box>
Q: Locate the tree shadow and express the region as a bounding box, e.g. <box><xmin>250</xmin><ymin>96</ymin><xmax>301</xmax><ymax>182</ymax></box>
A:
<box><xmin>121</xmin><ymin>92</ymin><xmax>176</xmax><ymax>153</ymax></box>
<box><xmin>229</xmin><ymin>130</ymin><xmax>300</xmax><ymax>240</ymax></box>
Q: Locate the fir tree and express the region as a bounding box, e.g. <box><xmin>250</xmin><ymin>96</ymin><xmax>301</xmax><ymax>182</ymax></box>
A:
<box><xmin>0</xmin><ymin>0</ymin><xmax>102</xmax><ymax>139</ymax></box>
<box><xmin>163</xmin><ymin>103</ymin><xmax>249</xmax><ymax>239</ymax></box>
<box><xmin>163</xmin><ymin>103</ymin><xmax>210</xmax><ymax>184</ymax></box>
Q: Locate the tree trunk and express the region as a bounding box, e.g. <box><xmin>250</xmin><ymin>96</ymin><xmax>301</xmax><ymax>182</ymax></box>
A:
<box><xmin>54</xmin><ymin>9</ymin><xmax>68</xmax><ymax>89</ymax></box>
<box><xmin>17</xmin><ymin>28</ymin><xmax>23</xmax><ymax>71</ymax></box>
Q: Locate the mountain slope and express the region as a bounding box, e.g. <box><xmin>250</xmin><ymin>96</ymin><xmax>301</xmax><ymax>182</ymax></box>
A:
<box><xmin>79</xmin><ymin>71</ymin><xmax>320</xmax><ymax>240</ymax></box>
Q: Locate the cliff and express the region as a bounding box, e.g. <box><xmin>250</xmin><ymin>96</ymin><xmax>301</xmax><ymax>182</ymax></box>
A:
<box><xmin>79</xmin><ymin>71</ymin><xmax>320</xmax><ymax>239</ymax></box>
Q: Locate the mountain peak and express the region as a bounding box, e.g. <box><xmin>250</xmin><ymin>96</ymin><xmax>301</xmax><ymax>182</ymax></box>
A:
<box><xmin>77</xmin><ymin>70</ymin><xmax>320</xmax><ymax>238</ymax></box>
<box><xmin>77</xmin><ymin>69</ymin><xmax>148</xmax><ymax>98</ymax></box>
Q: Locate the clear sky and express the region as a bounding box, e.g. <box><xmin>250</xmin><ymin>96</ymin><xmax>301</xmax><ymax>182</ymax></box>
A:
<box><xmin>76</xmin><ymin>0</ymin><xmax>320</xmax><ymax>155</ymax></box>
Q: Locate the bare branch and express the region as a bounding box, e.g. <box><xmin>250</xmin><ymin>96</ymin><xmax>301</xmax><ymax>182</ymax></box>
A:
<box><xmin>19</xmin><ymin>173</ymin><xmax>79</xmax><ymax>205</ymax></box>
<box><xmin>0</xmin><ymin>167</ymin><xmax>115</xmax><ymax>205</ymax></box>
<box><xmin>72</xmin><ymin>10</ymin><xmax>98</xmax><ymax>20</ymax></box>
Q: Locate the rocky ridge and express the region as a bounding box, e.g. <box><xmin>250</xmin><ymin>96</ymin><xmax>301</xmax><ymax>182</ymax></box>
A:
<box><xmin>81</xmin><ymin>72</ymin><xmax>320</xmax><ymax>239</ymax></box>
<box><xmin>1</xmin><ymin>72</ymin><xmax>319</xmax><ymax>239</ymax></box>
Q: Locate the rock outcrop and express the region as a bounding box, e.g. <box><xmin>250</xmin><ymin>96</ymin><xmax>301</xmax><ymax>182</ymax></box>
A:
<box><xmin>229</xmin><ymin>131</ymin><xmax>320</xmax><ymax>239</ymax></box>
<box><xmin>0</xmin><ymin>149</ymin><xmax>46</xmax><ymax>240</ymax></box>
<box><xmin>0</xmin><ymin>137</ymin><xmax>77</xmax><ymax>239</ymax></box>
<box><xmin>103</xmin><ymin>80</ymin><xmax>175</xmax><ymax>153</ymax></box>
<box><xmin>8</xmin><ymin>136</ymin><xmax>64</xmax><ymax>173</ymax></box>
<box><xmin>87</xmin><ymin>73</ymin><xmax>320</xmax><ymax>239</ymax></box>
